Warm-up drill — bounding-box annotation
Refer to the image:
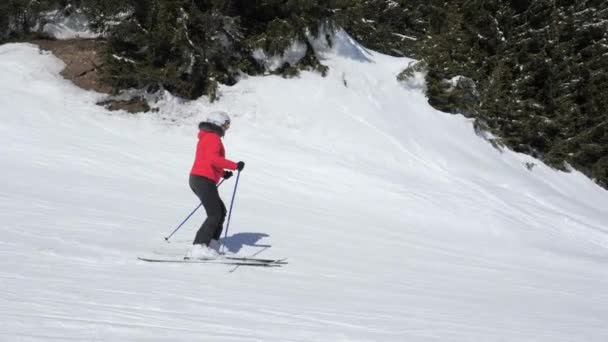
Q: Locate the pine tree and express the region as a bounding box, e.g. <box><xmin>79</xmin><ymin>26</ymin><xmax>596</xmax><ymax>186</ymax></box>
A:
<box><xmin>83</xmin><ymin>0</ymin><xmax>342</xmax><ymax>99</ymax></box>
<box><xmin>0</xmin><ymin>0</ymin><xmax>65</xmax><ymax>41</ymax></box>
<box><xmin>405</xmin><ymin>0</ymin><xmax>608</xmax><ymax>187</ymax></box>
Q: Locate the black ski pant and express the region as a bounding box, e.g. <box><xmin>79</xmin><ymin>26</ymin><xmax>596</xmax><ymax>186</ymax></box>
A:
<box><xmin>189</xmin><ymin>175</ymin><xmax>227</xmax><ymax>245</ymax></box>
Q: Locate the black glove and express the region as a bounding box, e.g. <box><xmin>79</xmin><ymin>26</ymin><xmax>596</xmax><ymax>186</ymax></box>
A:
<box><xmin>223</xmin><ymin>171</ymin><xmax>233</xmax><ymax>179</ymax></box>
<box><xmin>237</xmin><ymin>161</ymin><xmax>245</xmax><ymax>172</ymax></box>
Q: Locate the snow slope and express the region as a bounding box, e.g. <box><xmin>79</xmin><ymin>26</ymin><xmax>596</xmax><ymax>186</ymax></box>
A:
<box><xmin>1</xmin><ymin>33</ymin><xmax>608</xmax><ymax>341</ymax></box>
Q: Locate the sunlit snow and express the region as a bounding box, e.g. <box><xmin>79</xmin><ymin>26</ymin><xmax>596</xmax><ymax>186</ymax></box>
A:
<box><xmin>1</xmin><ymin>31</ymin><xmax>607</xmax><ymax>341</ymax></box>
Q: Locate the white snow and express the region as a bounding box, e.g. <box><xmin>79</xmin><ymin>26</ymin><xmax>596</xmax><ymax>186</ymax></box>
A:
<box><xmin>42</xmin><ymin>11</ymin><xmax>99</xmax><ymax>40</ymax></box>
<box><xmin>445</xmin><ymin>75</ymin><xmax>465</xmax><ymax>91</ymax></box>
<box><xmin>252</xmin><ymin>40</ymin><xmax>308</xmax><ymax>72</ymax></box>
<box><xmin>391</xmin><ymin>32</ymin><xmax>418</xmax><ymax>41</ymax></box>
<box><xmin>398</xmin><ymin>61</ymin><xmax>427</xmax><ymax>91</ymax></box>
<box><xmin>1</xmin><ymin>31</ymin><xmax>608</xmax><ymax>341</ymax></box>
<box><xmin>583</xmin><ymin>19</ymin><xmax>608</xmax><ymax>28</ymax></box>
<box><xmin>111</xmin><ymin>54</ymin><xmax>136</xmax><ymax>64</ymax></box>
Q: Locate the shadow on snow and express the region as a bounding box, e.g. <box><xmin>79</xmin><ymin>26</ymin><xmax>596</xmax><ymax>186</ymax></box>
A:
<box><xmin>220</xmin><ymin>232</ymin><xmax>271</xmax><ymax>254</ymax></box>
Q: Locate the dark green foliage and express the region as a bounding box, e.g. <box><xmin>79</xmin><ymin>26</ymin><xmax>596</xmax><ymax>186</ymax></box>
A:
<box><xmin>386</xmin><ymin>0</ymin><xmax>608</xmax><ymax>188</ymax></box>
<box><xmin>335</xmin><ymin>0</ymin><xmax>428</xmax><ymax>58</ymax></box>
<box><xmin>0</xmin><ymin>0</ymin><xmax>65</xmax><ymax>42</ymax></box>
<box><xmin>81</xmin><ymin>0</ymin><xmax>340</xmax><ymax>99</ymax></box>
<box><xmin>90</xmin><ymin>0</ymin><xmax>248</xmax><ymax>100</ymax></box>
<box><xmin>396</xmin><ymin>61</ymin><xmax>426</xmax><ymax>82</ymax></box>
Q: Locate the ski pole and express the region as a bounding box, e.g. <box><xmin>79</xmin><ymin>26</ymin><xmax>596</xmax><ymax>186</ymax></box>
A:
<box><xmin>164</xmin><ymin>179</ymin><xmax>225</xmax><ymax>242</ymax></box>
<box><xmin>221</xmin><ymin>170</ymin><xmax>241</xmax><ymax>252</ymax></box>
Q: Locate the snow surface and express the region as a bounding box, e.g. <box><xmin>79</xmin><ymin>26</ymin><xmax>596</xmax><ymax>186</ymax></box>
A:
<box><xmin>1</xmin><ymin>33</ymin><xmax>608</xmax><ymax>341</ymax></box>
<box><xmin>253</xmin><ymin>40</ymin><xmax>308</xmax><ymax>72</ymax></box>
<box><xmin>42</xmin><ymin>11</ymin><xmax>99</xmax><ymax>40</ymax></box>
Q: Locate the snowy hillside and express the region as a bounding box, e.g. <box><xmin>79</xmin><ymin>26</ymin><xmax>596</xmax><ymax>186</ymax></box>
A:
<box><xmin>1</xmin><ymin>32</ymin><xmax>608</xmax><ymax>341</ymax></box>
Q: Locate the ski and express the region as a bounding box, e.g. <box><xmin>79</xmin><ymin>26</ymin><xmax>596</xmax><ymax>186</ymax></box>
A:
<box><xmin>222</xmin><ymin>256</ymin><xmax>288</xmax><ymax>264</ymax></box>
<box><xmin>137</xmin><ymin>257</ymin><xmax>284</xmax><ymax>267</ymax></box>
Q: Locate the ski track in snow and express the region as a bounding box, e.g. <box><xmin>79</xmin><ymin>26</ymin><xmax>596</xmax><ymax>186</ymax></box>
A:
<box><xmin>1</xmin><ymin>36</ymin><xmax>608</xmax><ymax>341</ymax></box>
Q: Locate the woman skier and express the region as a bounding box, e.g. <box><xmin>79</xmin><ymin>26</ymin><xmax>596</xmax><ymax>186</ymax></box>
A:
<box><xmin>187</xmin><ymin>111</ymin><xmax>244</xmax><ymax>259</ymax></box>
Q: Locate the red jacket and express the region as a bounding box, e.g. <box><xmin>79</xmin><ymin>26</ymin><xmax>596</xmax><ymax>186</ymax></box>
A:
<box><xmin>190</xmin><ymin>129</ymin><xmax>238</xmax><ymax>183</ymax></box>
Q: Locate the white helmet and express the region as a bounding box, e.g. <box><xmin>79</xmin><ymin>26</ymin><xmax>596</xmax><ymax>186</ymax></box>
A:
<box><xmin>205</xmin><ymin>110</ymin><xmax>231</xmax><ymax>127</ymax></box>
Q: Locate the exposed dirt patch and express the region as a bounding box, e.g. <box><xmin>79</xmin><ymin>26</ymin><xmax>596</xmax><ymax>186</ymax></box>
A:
<box><xmin>33</xmin><ymin>39</ymin><xmax>112</xmax><ymax>94</ymax></box>
<box><xmin>30</xmin><ymin>39</ymin><xmax>155</xmax><ymax>113</ymax></box>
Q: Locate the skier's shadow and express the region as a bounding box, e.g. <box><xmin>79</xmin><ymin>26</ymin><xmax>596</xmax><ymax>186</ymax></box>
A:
<box><xmin>220</xmin><ymin>232</ymin><xmax>271</xmax><ymax>254</ymax></box>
